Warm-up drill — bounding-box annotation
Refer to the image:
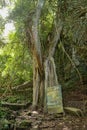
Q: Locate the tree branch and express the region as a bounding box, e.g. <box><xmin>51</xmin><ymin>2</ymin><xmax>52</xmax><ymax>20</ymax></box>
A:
<box><xmin>32</xmin><ymin>0</ymin><xmax>45</xmax><ymax>58</ymax></box>
<box><xmin>31</xmin><ymin>0</ymin><xmax>45</xmax><ymax>75</ymax></box>
<box><xmin>49</xmin><ymin>20</ymin><xmax>63</xmax><ymax>57</ymax></box>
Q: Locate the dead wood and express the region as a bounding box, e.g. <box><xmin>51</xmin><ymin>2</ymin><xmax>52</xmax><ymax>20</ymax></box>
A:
<box><xmin>64</xmin><ymin>107</ymin><xmax>84</xmax><ymax>117</ymax></box>
<box><xmin>12</xmin><ymin>81</ymin><xmax>32</xmax><ymax>90</ymax></box>
<box><xmin>1</xmin><ymin>101</ymin><xmax>31</xmax><ymax>110</ymax></box>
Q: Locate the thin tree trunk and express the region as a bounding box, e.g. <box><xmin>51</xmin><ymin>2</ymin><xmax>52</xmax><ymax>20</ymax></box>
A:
<box><xmin>32</xmin><ymin>54</ymin><xmax>45</xmax><ymax>108</ymax></box>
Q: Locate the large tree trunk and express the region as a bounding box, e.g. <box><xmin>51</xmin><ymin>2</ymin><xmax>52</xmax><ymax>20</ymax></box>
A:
<box><xmin>32</xmin><ymin>22</ymin><xmax>63</xmax><ymax>110</ymax></box>
<box><xmin>44</xmin><ymin>57</ymin><xmax>59</xmax><ymax>111</ymax></box>
<box><xmin>43</xmin><ymin>22</ymin><xmax>63</xmax><ymax>112</ymax></box>
<box><xmin>27</xmin><ymin>0</ymin><xmax>63</xmax><ymax>111</ymax></box>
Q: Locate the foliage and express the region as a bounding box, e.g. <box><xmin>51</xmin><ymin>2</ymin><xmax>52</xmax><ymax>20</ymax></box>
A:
<box><xmin>54</xmin><ymin>0</ymin><xmax>87</xmax><ymax>86</ymax></box>
<box><xmin>0</xmin><ymin>32</ymin><xmax>32</xmax><ymax>88</ymax></box>
<box><xmin>0</xmin><ymin>106</ymin><xmax>9</xmax><ymax>119</ymax></box>
<box><xmin>0</xmin><ymin>105</ymin><xmax>11</xmax><ymax>130</ymax></box>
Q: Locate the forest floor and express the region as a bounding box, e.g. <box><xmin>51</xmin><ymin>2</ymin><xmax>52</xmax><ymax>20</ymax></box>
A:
<box><xmin>0</xmin><ymin>84</ymin><xmax>87</xmax><ymax>130</ymax></box>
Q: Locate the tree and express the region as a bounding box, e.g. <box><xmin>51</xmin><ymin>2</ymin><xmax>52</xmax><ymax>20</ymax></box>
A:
<box><xmin>9</xmin><ymin>0</ymin><xmax>63</xmax><ymax>110</ymax></box>
<box><xmin>8</xmin><ymin>0</ymin><xmax>87</xmax><ymax>110</ymax></box>
<box><xmin>0</xmin><ymin>32</ymin><xmax>32</xmax><ymax>88</ymax></box>
<box><xmin>31</xmin><ymin>0</ymin><xmax>62</xmax><ymax>109</ymax></box>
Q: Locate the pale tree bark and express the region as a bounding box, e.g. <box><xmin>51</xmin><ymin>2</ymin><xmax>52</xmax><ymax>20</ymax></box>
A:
<box><xmin>27</xmin><ymin>0</ymin><xmax>63</xmax><ymax>111</ymax></box>
<box><xmin>44</xmin><ymin>21</ymin><xmax>63</xmax><ymax>112</ymax></box>
<box><xmin>48</xmin><ymin>20</ymin><xmax>62</xmax><ymax>57</ymax></box>
<box><xmin>31</xmin><ymin>0</ymin><xmax>45</xmax><ymax>109</ymax></box>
